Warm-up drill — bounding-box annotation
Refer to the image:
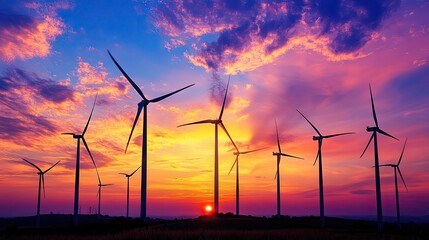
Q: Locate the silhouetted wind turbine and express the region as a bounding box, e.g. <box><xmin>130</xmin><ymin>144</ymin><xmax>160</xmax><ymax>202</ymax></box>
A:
<box><xmin>379</xmin><ymin>138</ymin><xmax>408</xmax><ymax>227</ymax></box>
<box><xmin>96</xmin><ymin>173</ymin><xmax>113</xmax><ymax>217</ymax></box>
<box><xmin>361</xmin><ymin>84</ymin><xmax>399</xmax><ymax>231</ymax></box>
<box><xmin>228</xmin><ymin>146</ymin><xmax>267</xmax><ymax>216</ymax></box>
<box><xmin>108</xmin><ymin>50</ymin><xmax>194</xmax><ymax>219</ymax></box>
<box><xmin>62</xmin><ymin>94</ymin><xmax>98</xmax><ymax>225</ymax></box>
<box><xmin>119</xmin><ymin>166</ymin><xmax>141</xmax><ymax>218</ymax></box>
<box><xmin>297</xmin><ymin>110</ymin><xmax>354</xmax><ymax>228</ymax></box>
<box><xmin>22</xmin><ymin>158</ymin><xmax>60</xmax><ymax>226</ymax></box>
<box><xmin>272</xmin><ymin>120</ymin><xmax>303</xmax><ymax>217</ymax></box>
<box><xmin>178</xmin><ymin>77</ymin><xmax>236</xmax><ymax>215</ymax></box>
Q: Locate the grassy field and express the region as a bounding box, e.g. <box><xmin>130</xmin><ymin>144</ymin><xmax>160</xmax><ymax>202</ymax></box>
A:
<box><xmin>1</xmin><ymin>214</ymin><xmax>428</xmax><ymax>239</ymax></box>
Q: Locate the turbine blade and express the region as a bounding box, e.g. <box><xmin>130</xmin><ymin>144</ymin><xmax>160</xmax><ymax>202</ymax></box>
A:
<box><xmin>220</xmin><ymin>122</ymin><xmax>238</xmax><ymax>151</ymax></box>
<box><xmin>82</xmin><ymin>93</ymin><xmax>97</xmax><ymax>136</ymax></box>
<box><xmin>280</xmin><ymin>153</ymin><xmax>304</xmax><ymax>160</ymax></box>
<box><xmin>241</xmin><ymin>147</ymin><xmax>268</xmax><ymax>154</ymax></box>
<box><xmin>275</xmin><ymin>119</ymin><xmax>281</xmax><ymax>153</ymax></box>
<box><xmin>324</xmin><ymin>132</ymin><xmax>355</xmax><ymax>138</ymax></box>
<box><xmin>43</xmin><ymin>160</ymin><xmax>60</xmax><ymax>174</ymax></box>
<box><xmin>61</xmin><ymin>133</ymin><xmax>75</xmax><ymax>135</ymax></box>
<box><xmin>82</xmin><ymin>137</ymin><xmax>100</xmax><ymax>184</ymax></box>
<box><xmin>22</xmin><ymin>158</ymin><xmax>42</xmax><ymax>172</ymax></box>
<box><xmin>369</xmin><ymin>84</ymin><xmax>379</xmax><ymax>127</ymax></box>
<box><xmin>274</xmin><ymin>169</ymin><xmax>279</xmax><ymax>180</ymax></box>
<box><xmin>102</xmin><ymin>184</ymin><xmax>114</xmax><ymax>186</ymax></box>
<box><xmin>398</xmin><ymin>138</ymin><xmax>407</xmax><ymax>166</ymax></box>
<box><xmin>360</xmin><ymin>133</ymin><xmax>374</xmax><ymax>158</ymax></box>
<box><xmin>118</xmin><ymin>173</ymin><xmax>127</xmax><ymax>176</ymax></box>
<box><xmin>397</xmin><ymin>167</ymin><xmax>408</xmax><ymax>192</ymax></box>
<box><xmin>228</xmin><ymin>156</ymin><xmax>238</xmax><ymax>176</ymax></box>
<box><xmin>218</xmin><ymin>76</ymin><xmax>230</xmax><ymax>120</ymax></box>
<box><xmin>379</xmin><ymin>164</ymin><xmax>395</xmax><ymax>167</ymax></box>
<box><xmin>377</xmin><ymin>128</ymin><xmax>399</xmax><ymax>141</ymax></box>
<box><xmin>97</xmin><ymin>186</ymin><xmax>100</xmax><ymax>197</ymax></box>
<box><xmin>150</xmin><ymin>84</ymin><xmax>195</xmax><ymax>103</ymax></box>
<box><xmin>313</xmin><ymin>150</ymin><xmax>320</xmax><ymax>166</ymax></box>
<box><xmin>107</xmin><ymin>50</ymin><xmax>147</xmax><ymax>100</ymax></box>
<box><xmin>177</xmin><ymin>119</ymin><xmax>215</xmax><ymax>127</ymax></box>
<box><xmin>130</xmin><ymin>166</ymin><xmax>141</xmax><ymax>176</ymax></box>
<box><xmin>296</xmin><ymin>109</ymin><xmax>322</xmax><ymax>136</ymax></box>
<box><xmin>125</xmin><ymin>104</ymin><xmax>143</xmax><ymax>153</ymax></box>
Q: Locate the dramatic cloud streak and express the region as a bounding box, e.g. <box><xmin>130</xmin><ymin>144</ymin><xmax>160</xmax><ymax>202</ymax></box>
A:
<box><xmin>0</xmin><ymin>68</ymin><xmax>75</xmax><ymax>143</ymax></box>
<box><xmin>151</xmin><ymin>0</ymin><xmax>400</xmax><ymax>74</ymax></box>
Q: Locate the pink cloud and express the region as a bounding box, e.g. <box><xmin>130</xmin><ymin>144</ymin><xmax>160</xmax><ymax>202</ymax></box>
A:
<box><xmin>75</xmin><ymin>58</ymin><xmax>130</xmax><ymax>101</ymax></box>
<box><xmin>0</xmin><ymin>1</ymin><xmax>71</xmax><ymax>63</ymax></box>
<box><xmin>0</xmin><ymin>16</ymin><xmax>64</xmax><ymax>62</ymax></box>
<box><xmin>76</xmin><ymin>58</ymin><xmax>107</xmax><ymax>84</ymax></box>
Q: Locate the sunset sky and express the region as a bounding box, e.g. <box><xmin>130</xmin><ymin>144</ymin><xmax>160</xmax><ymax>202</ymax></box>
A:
<box><xmin>1</xmin><ymin>0</ymin><xmax>428</xmax><ymax>219</ymax></box>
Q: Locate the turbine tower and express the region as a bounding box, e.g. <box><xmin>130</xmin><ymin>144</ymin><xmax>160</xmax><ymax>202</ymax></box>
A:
<box><xmin>108</xmin><ymin>50</ymin><xmax>194</xmax><ymax>219</ymax></box>
<box><xmin>178</xmin><ymin>77</ymin><xmax>236</xmax><ymax>215</ymax></box>
<box><xmin>62</xmin><ymin>94</ymin><xmax>98</xmax><ymax>225</ymax></box>
<box><xmin>119</xmin><ymin>166</ymin><xmax>141</xmax><ymax>218</ymax></box>
<box><xmin>228</xmin><ymin>146</ymin><xmax>266</xmax><ymax>216</ymax></box>
<box><xmin>297</xmin><ymin>110</ymin><xmax>354</xmax><ymax>228</ymax></box>
<box><xmin>22</xmin><ymin>158</ymin><xmax>60</xmax><ymax>226</ymax></box>
<box><xmin>361</xmin><ymin>84</ymin><xmax>399</xmax><ymax>231</ymax></box>
<box><xmin>272</xmin><ymin>120</ymin><xmax>303</xmax><ymax>217</ymax></box>
<box><xmin>379</xmin><ymin>138</ymin><xmax>408</xmax><ymax>228</ymax></box>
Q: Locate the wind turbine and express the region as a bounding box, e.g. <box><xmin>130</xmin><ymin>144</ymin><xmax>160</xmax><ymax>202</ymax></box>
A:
<box><xmin>22</xmin><ymin>158</ymin><xmax>60</xmax><ymax>226</ymax></box>
<box><xmin>361</xmin><ymin>84</ymin><xmax>399</xmax><ymax>231</ymax></box>
<box><xmin>379</xmin><ymin>138</ymin><xmax>408</xmax><ymax>227</ymax></box>
<box><xmin>178</xmin><ymin>77</ymin><xmax>236</xmax><ymax>215</ymax></box>
<box><xmin>228</xmin><ymin>146</ymin><xmax>267</xmax><ymax>216</ymax></box>
<box><xmin>96</xmin><ymin>173</ymin><xmax>113</xmax><ymax>217</ymax></box>
<box><xmin>108</xmin><ymin>50</ymin><xmax>194</xmax><ymax>219</ymax></box>
<box><xmin>62</xmin><ymin>94</ymin><xmax>98</xmax><ymax>225</ymax></box>
<box><xmin>297</xmin><ymin>110</ymin><xmax>354</xmax><ymax>227</ymax></box>
<box><xmin>272</xmin><ymin>120</ymin><xmax>303</xmax><ymax>218</ymax></box>
<box><xmin>119</xmin><ymin>166</ymin><xmax>141</xmax><ymax>218</ymax></box>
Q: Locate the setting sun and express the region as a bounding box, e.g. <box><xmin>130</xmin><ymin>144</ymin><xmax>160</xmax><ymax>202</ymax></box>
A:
<box><xmin>205</xmin><ymin>205</ymin><xmax>213</xmax><ymax>213</ymax></box>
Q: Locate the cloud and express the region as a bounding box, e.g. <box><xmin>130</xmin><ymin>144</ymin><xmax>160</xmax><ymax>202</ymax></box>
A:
<box><xmin>75</xmin><ymin>58</ymin><xmax>130</xmax><ymax>103</ymax></box>
<box><xmin>149</xmin><ymin>0</ymin><xmax>400</xmax><ymax>74</ymax></box>
<box><xmin>0</xmin><ymin>68</ymin><xmax>76</xmax><ymax>144</ymax></box>
<box><xmin>0</xmin><ymin>1</ymin><xmax>69</xmax><ymax>62</ymax></box>
<box><xmin>76</xmin><ymin>58</ymin><xmax>107</xmax><ymax>84</ymax></box>
<box><xmin>0</xmin><ymin>68</ymin><xmax>75</xmax><ymax>104</ymax></box>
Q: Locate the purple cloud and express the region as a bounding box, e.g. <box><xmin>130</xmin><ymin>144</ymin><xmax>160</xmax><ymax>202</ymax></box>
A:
<box><xmin>151</xmin><ymin>0</ymin><xmax>399</xmax><ymax>71</ymax></box>
<box><xmin>1</xmin><ymin>68</ymin><xmax>75</xmax><ymax>104</ymax></box>
<box><xmin>0</xmin><ymin>68</ymin><xmax>76</xmax><ymax>144</ymax></box>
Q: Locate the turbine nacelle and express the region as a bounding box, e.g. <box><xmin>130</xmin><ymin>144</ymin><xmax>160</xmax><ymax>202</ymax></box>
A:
<box><xmin>313</xmin><ymin>136</ymin><xmax>322</xmax><ymax>141</ymax></box>
<box><xmin>366</xmin><ymin>126</ymin><xmax>378</xmax><ymax>132</ymax></box>
<box><xmin>233</xmin><ymin>152</ymin><xmax>240</xmax><ymax>156</ymax></box>
<box><xmin>73</xmin><ymin>134</ymin><xmax>83</xmax><ymax>139</ymax></box>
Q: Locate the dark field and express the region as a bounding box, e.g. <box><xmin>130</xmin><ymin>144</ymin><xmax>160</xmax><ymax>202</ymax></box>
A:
<box><xmin>1</xmin><ymin>214</ymin><xmax>428</xmax><ymax>239</ymax></box>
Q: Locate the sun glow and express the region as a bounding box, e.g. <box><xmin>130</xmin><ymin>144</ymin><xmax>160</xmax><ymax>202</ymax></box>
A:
<box><xmin>205</xmin><ymin>205</ymin><xmax>212</xmax><ymax>213</ymax></box>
